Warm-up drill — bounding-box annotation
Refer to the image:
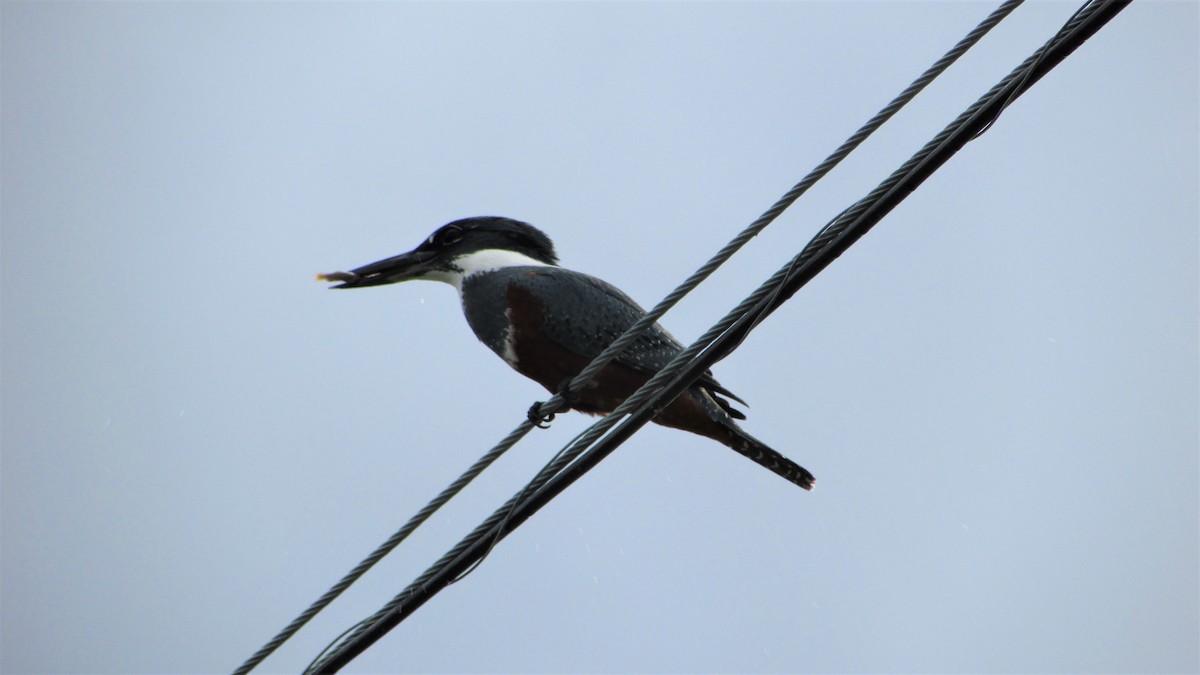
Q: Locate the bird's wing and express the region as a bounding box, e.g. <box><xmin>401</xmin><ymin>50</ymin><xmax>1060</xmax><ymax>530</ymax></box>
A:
<box><xmin>515</xmin><ymin>269</ymin><xmax>748</xmax><ymax>412</ymax></box>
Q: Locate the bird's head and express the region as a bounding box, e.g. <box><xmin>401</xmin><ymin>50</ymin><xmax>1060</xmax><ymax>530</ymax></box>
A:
<box><xmin>320</xmin><ymin>216</ymin><xmax>558</xmax><ymax>290</ymax></box>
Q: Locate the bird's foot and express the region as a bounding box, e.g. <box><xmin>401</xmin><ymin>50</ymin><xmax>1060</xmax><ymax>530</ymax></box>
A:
<box><xmin>527</xmin><ymin>401</ymin><xmax>556</xmax><ymax>429</ymax></box>
<box><xmin>528</xmin><ymin>380</ymin><xmax>581</xmax><ymax>429</ymax></box>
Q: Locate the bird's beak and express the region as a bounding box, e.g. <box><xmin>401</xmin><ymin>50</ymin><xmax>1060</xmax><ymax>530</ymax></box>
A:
<box><xmin>318</xmin><ymin>248</ymin><xmax>438</xmax><ymax>289</ymax></box>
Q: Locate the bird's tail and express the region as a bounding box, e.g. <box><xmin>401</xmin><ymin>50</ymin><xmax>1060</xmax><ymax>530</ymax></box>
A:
<box><xmin>721</xmin><ymin>423</ymin><xmax>815</xmax><ymax>491</ymax></box>
<box><xmin>652</xmin><ymin>388</ymin><xmax>815</xmax><ymax>490</ymax></box>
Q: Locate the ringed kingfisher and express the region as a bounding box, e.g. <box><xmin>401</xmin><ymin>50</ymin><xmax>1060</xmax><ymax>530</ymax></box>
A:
<box><xmin>320</xmin><ymin>216</ymin><xmax>814</xmax><ymax>490</ymax></box>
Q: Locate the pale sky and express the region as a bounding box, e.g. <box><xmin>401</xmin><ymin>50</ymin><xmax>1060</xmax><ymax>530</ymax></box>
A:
<box><xmin>3</xmin><ymin>2</ymin><xmax>1197</xmax><ymax>673</ymax></box>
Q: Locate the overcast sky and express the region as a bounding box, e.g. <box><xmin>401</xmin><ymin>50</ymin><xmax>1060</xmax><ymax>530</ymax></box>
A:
<box><xmin>3</xmin><ymin>2</ymin><xmax>1197</xmax><ymax>673</ymax></box>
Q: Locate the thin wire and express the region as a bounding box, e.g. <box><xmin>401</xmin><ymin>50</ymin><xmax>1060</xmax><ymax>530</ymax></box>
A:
<box><xmin>306</xmin><ymin>1</ymin><xmax>1128</xmax><ymax>670</ymax></box>
<box><xmin>536</xmin><ymin>0</ymin><xmax>1027</xmax><ymax>416</ymax></box>
<box><xmin>448</xmin><ymin>423</ymin><xmax>594</xmax><ymax>584</ymax></box>
<box><xmin>972</xmin><ymin>1</ymin><xmax>1096</xmax><ymax>139</ymax></box>
<box><xmin>231</xmin><ymin>423</ymin><xmax>535</xmax><ymax>675</ymax></box>
<box><xmin>233</xmin><ymin>3</ymin><xmax>1024</xmax><ymax>673</ymax></box>
<box><xmin>301</xmin><ymin>426</ymin><xmax>591</xmax><ymax>668</ymax></box>
<box><xmin>308</xmin><ymin>0</ymin><xmax>1064</xmax><ymax>667</ymax></box>
<box><xmin>303</xmin><ymin>618</ymin><xmax>368</xmax><ymax>674</ymax></box>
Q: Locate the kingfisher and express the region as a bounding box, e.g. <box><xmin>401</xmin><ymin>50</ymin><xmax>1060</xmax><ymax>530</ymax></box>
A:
<box><xmin>320</xmin><ymin>216</ymin><xmax>814</xmax><ymax>490</ymax></box>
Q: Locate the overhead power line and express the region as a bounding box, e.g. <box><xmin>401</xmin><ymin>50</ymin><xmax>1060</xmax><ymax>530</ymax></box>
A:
<box><xmin>234</xmin><ymin>1</ymin><xmax>1129</xmax><ymax>672</ymax></box>
<box><xmin>303</xmin><ymin>2</ymin><xmax>1129</xmax><ymax>672</ymax></box>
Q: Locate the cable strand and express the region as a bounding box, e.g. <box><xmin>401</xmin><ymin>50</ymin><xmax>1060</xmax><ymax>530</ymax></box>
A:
<box><xmin>306</xmin><ymin>2</ymin><xmax>1128</xmax><ymax>671</ymax></box>
<box><xmin>234</xmin><ymin>2</ymin><xmax>1028</xmax><ymax>672</ymax></box>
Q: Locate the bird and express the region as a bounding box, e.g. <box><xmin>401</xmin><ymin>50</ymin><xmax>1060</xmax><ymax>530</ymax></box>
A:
<box><xmin>320</xmin><ymin>216</ymin><xmax>814</xmax><ymax>490</ymax></box>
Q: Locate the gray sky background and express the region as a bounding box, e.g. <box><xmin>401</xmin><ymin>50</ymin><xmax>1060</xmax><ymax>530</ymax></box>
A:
<box><xmin>3</xmin><ymin>2</ymin><xmax>1197</xmax><ymax>673</ymax></box>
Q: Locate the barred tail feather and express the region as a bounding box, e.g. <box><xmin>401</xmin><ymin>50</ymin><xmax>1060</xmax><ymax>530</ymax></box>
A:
<box><xmin>724</xmin><ymin>424</ymin><xmax>815</xmax><ymax>490</ymax></box>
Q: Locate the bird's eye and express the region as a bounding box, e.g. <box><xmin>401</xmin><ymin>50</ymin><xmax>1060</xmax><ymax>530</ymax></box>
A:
<box><xmin>435</xmin><ymin>226</ymin><xmax>463</xmax><ymax>247</ymax></box>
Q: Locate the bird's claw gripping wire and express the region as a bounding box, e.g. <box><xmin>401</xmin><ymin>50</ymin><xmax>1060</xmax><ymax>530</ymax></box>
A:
<box><xmin>528</xmin><ymin>379</ymin><xmax>585</xmax><ymax>429</ymax></box>
<box><xmin>527</xmin><ymin>402</ymin><xmax>555</xmax><ymax>429</ymax></box>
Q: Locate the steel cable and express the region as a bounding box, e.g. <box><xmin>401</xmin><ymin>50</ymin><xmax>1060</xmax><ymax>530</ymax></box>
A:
<box><xmin>233</xmin><ymin>2</ymin><xmax>1026</xmax><ymax>672</ymax></box>
<box><xmin>305</xmin><ymin>1</ymin><xmax>1127</xmax><ymax>671</ymax></box>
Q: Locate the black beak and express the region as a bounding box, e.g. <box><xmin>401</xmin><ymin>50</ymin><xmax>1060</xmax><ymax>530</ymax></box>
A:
<box><xmin>319</xmin><ymin>249</ymin><xmax>438</xmax><ymax>289</ymax></box>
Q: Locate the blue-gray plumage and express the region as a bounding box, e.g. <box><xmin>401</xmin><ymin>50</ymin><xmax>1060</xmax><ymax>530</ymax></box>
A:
<box><xmin>461</xmin><ymin>267</ymin><xmax>746</xmax><ymax>413</ymax></box>
<box><xmin>321</xmin><ymin>216</ymin><xmax>814</xmax><ymax>490</ymax></box>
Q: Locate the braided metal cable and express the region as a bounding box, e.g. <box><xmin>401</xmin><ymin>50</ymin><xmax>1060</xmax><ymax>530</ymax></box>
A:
<box><xmin>306</xmin><ymin>1</ymin><xmax>1128</xmax><ymax>670</ymax></box>
<box><xmin>231</xmin><ymin>423</ymin><xmax>536</xmax><ymax>675</ymax></box>
<box><xmin>298</xmin><ymin>1</ymin><xmax>1045</xmax><ymax>669</ymax></box>
<box><xmin>538</xmin><ymin>0</ymin><xmax>1025</xmax><ymax>418</ymax></box>
<box><xmin>235</xmin><ymin>3</ymin><xmax>1024</xmax><ymax>673</ymax></box>
<box><xmin>529</xmin><ymin>0</ymin><xmax>1122</xmax><ymax>516</ymax></box>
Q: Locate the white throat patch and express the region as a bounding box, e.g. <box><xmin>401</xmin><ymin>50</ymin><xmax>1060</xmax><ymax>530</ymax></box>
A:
<box><xmin>428</xmin><ymin>248</ymin><xmax>553</xmax><ymax>292</ymax></box>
